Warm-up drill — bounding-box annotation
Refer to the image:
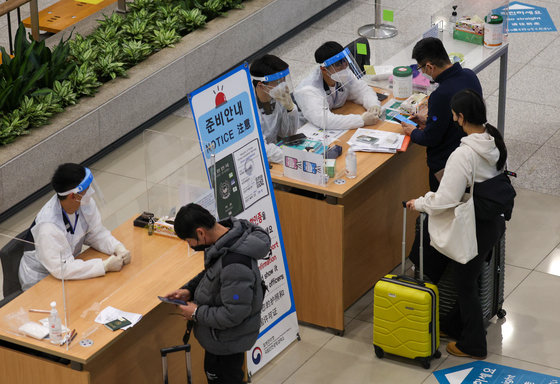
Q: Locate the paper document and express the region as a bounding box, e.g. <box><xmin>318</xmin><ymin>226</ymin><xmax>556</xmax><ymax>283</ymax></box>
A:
<box><xmin>347</xmin><ymin>128</ymin><xmax>405</xmax><ymax>153</ymax></box>
<box><xmin>297</xmin><ymin>122</ymin><xmax>346</xmax><ymax>146</ymax></box>
<box><xmin>94</xmin><ymin>306</ymin><xmax>142</xmax><ymax>330</ymax></box>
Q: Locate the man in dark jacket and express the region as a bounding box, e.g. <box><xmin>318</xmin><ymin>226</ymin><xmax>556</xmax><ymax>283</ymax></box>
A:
<box><xmin>165</xmin><ymin>203</ymin><xmax>270</xmax><ymax>384</ymax></box>
<box><xmin>401</xmin><ymin>37</ymin><xmax>483</xmax><ymax>191</ymax></box>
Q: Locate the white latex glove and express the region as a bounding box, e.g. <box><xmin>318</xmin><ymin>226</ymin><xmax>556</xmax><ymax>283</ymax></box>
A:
<box><xmin>103</xmin><ymin>255</ymin><xmax>123</xmax><ymax>272</ymax></box>
<box><xmin>273</xmin><ymin>87</ymin><xmax>295</xmax><ymax>112</ymax></box>
<box><xmin>114</xmin><ymin>243</ymin><xmax>131</xmax><ymax>265</ymax></box>
<box><xmin>367</xmin><ymin>105</ymin><xmax>382</xmax><ymax>118</ymax></box>
<box><xmin>361</xmin><ymin>111</ymin><xmax>379</xmax><ymax>126</ymax></box>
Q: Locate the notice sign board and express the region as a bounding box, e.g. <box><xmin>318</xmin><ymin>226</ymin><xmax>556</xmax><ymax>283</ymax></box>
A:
<box><xmin>434</xmin><ymin>361</ymin><xmax>560</xmax><ymax>384</ymax></box>
<box><xmin>189</xmin><ymin>63</ymin><xmax>299</xmax><ymax>376</ymax></box>
<box><xmin>493</xmin><ymin>1</ymin><xmax>557</xmax><ymax>33</ymax></box>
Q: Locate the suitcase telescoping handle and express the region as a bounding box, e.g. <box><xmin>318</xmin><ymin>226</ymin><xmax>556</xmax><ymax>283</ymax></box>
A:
<box><xmin>401</xmin><ymin>201</ymin><xmax>426</xmax><ymax>281</ymax></box>
<box><xmin>160</xmin><ymin>344</ymin><xmax>192</xmax><ymax>384</ymax></box>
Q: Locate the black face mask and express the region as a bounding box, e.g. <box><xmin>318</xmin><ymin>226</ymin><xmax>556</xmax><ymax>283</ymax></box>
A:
<box><xmin>191</xmin><ymin>235</ymin><xmax>209</xmax><ymax>252</ymax></box>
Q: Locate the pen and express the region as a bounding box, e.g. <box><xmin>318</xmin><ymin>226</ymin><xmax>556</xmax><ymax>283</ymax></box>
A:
<box><xmin>67</xmin><ymin>332</ymin><xmax>77</xmax><ymax>346</ymax></box>
<box><xmin>29</xmin><ymin>309</ymin><xmax>50</xmax><ymax>313</ymax></box>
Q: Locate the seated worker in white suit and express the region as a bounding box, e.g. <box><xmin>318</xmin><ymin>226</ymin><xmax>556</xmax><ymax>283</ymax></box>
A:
<box><xmin>294</xmin><ymin>41</ymin><xmax>381</xmax><ymax>130</ymax></box>
<box><xmin>250</xmin><ymin>54</ymin><xmax>304</xmax><ymax>163</ymax></box>
<box><xmin>18</xmin><ymin>163</ymin><xmax>131</xmax><ymax>290</ymax></box>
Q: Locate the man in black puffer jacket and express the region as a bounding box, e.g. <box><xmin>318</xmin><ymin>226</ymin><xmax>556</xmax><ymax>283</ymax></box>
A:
<box><xmin>165</xmin><ymin>203</ymin><xmax>270</xmax><ymax>384</ymax></box>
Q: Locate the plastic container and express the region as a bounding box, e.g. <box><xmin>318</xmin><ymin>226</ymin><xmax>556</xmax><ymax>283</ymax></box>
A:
<box><xmin>484</xmin><ymin>14</ymin><xmax>503</xmax><ymax>48</ymax></box>
<box><xmin>48</xmin><ymin>301</ymin><xmax>63</xmax><ymax>344</ymax></box>
<box><xmin>392</xmin><ymin>66</ymin><xmax>413</xmax><ymax>101</ymax></box>
<box><xmin>345</xmin><ymin>148</ymin><xmax>357</xmax><ymax>179</ymax></box>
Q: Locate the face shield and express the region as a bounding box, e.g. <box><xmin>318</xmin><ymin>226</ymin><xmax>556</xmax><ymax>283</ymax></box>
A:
<box><xmin>57</xmin><ymin>167</ymin><xmax>104</xmax><ymax>209</ymax></box>
<box><xmin>321</xmin><ymin>47</ymin><xmax>363</xmax><ymax>86</ymax></box>
<box><xmin>251</xmin><ymin>68</ymin><xmax>295</xmax><ymax>111</ymax></box>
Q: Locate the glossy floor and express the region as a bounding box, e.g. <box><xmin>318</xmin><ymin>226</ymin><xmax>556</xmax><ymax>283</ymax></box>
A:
<box><xmin>2</xmin><ymin>0</ymin><xmax>560</xmax><ymax>383</ymax></box>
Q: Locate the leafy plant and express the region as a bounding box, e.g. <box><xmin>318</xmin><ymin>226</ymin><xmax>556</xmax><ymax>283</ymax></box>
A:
<box><xmin>151</xmin><ymin>27</ymin><xmax>182</xmax><ymax>50</ymax></box>
<box><xmin>97</xmin><ymin>12</ymin><xmax>125</xmax><ymax>29</ymax></box>
<box><xmin>93</xmin><ymin>53</ymin><xmax>127</xmax><ymax>81</ymax></box>
<box><xmin>122</xmin><ymin>18</ymin><xmax>153</xmax><ymax>41</ymax></box>
<box><xmin>91</xmin><ymin>23</ymin><xmax>123</xmax><ymax>45</ymax></box>
<box><xmin>0</xmin><ymin>110</ymin><xmax>30</xmax><ymax>144</ymax></box>
<box><xmin>69</xmin><ymin>34</ymin><xmax>98</xmax><ymax>65</ymax></box>
<box><xmin>18</xmin><ymin>95</ymin><xmax>55</xmax><ymax>127</ymax></box>
<box><xmin>121</xmin><ymin>40</ymin><xmax>153</xmax><ymax>65</ymax></box>
<box><xmin>127</xmin><ymin>0</ymin><xmax>159</xmax><ymax>13</ymax></box>
<box><xmin>178</xmin><ymin>8</ymin><xmax>207</xmax><ymax>33</ymax></box>
<box><xmin>70</xmin><ymin>63</ymin><xmax>102</xmax><ymax>96</ymax></box>
<box><xmin>52</xmin><ymin>80</ymin><xmax>78</xmax><ymax>107</ymax></box>
<box><xmin>197</xmin><ymin>0</ymin><xmax>226</xmax><ymax>19</ymax></box>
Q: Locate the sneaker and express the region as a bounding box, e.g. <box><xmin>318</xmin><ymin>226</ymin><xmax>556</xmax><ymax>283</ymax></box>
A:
<box><xmin>446</xmin><ymin>342</ymin><xmax>486</xmax><ymax>360</ymax></box>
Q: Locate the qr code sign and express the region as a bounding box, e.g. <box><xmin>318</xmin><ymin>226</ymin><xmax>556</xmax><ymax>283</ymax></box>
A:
<box><xmin>256</xmin><ymin>175</ymin><xmax>264</xmax><ymax>188</ymax></box>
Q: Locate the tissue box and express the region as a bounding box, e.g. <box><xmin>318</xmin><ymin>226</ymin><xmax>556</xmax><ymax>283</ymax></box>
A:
<box><xmin>153</xmin><ymin>218</ymin><xmax>178</xmax><ymax>238</ymax></box>
<box><xmin>453</xmin><ymin>16</ymin><xmax>484</xmax><ymax>45</ymax></box>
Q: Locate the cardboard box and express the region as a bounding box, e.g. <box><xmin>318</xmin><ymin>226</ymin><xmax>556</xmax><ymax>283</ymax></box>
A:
<box><xmin>453</xmin><ymin>16</ymin><xmax>484</xmax><ymax>45</ymax></box>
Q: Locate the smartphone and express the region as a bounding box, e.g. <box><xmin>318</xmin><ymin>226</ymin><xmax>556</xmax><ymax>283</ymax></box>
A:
<box><xmin>376</xmin><ymin>92</ymin><xmax>388</xmax><ymax>101</ymax></box>
<box><xmin>158</xmin><ymin>296</ymin><xmax>187</xmax><ymax>306</ymax></box>
<box><xmin>282</xmin><ymin>133</ymin><xmax>306</xmax><ymax>146</ymax></box>
<box><xmin>393</xmin><ymin>113</ymin><xmax>418</xmax><ymax>127</ymax></box>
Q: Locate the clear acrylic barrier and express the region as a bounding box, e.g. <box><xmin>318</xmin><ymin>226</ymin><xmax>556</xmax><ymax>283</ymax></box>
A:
<box><xmin>0</xmin><ymin>126</ymin><xmax>217</xmax><ymax>353</ymax></box>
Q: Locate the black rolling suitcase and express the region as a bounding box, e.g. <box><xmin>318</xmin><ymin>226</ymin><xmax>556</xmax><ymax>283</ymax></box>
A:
<box><xmin>438</xmin><ymin>233</ymin><xmax>507</xmax><ymax>322</ymax></box>
<box><xmin>160</xmin><ymin>321</ymin><xmax>193</xmax><ymax>384</ymax></box>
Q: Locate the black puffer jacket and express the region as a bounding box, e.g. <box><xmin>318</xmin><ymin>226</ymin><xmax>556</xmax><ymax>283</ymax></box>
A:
<box><xmin>183</xmin><ymin>218</ymin><xmax>270</xmax><ymax>355</ymax></box>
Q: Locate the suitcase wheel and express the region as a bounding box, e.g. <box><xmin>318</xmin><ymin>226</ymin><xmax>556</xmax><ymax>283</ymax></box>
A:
<box><xmin>497</xmin><ymin>308</ymin><xmax>506</xmax><ymax>319</ymax></box>
<box><xmin>373</xmin><ymin>345</ymin><xmax>384</xmax><ymax>359</ymax></box>
<box><xmin>418</xmin><ymin>357</ymin><xmax>430</xmax><ymax>369</ymax></box>
<box><xmin>433</xmin><ymin>350</ymin><xmax>442</xmax><ymax>359</ymax></box>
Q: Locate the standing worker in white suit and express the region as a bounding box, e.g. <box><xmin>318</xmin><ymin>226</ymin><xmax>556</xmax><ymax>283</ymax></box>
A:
<box><xmin>294</xmin><ymin>41</ymin><xmax>381</xmax><ymax>130</ymax></box>
<box><xmin>18</xmin><ymin>163</ymin><xmax>131</xmax><ymax>290</ymax></box>
<box><xmin>250</xmin><ymin>54</ymin><xmax>304</xmax><ymax>163</ymax></box>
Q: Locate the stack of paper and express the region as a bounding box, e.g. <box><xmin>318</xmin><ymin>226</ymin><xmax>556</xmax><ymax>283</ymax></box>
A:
<box><xmin>94</xmin><ymin>306</ymin><xmax>142</xmax><ymax>330</ymax></box>
<box><xmin>347</xmin><ymin>128</ymin><xmax>405</xmax><ymax>153</ymax></box>
<box><xmin>297</xmin><ymin>123</ymin><xmax>347</xmax><ymax>146</ymax></box>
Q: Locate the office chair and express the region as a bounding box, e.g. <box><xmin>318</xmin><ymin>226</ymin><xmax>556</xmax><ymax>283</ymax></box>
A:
<box><xmin>344</xmin><ymin>37</ymin><xmax>371</xmax><ymax>75</ymax></box>
<box><xmin>0</xmin><ymin>229</ymin><xmax>34</xmax><ymax>308</ymax></box>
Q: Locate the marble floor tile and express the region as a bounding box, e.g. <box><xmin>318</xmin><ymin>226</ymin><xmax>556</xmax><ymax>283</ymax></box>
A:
<box><xmin>531</xmin><ymin>35</ymin><xmax>560</xmax><ymax>70</ymax></box>
<box><xmin>507</xmin><ymin>64</ymin><xmax>560</xmax><ymax>108</ymax></box>
<box><xmin>504</xmin><ymin>31</ymin><xmax>557</xmax><ymax>66</ymax></box>
<box><xmin>502</xmin><ymin>264</ymin><xmax>531</xmax><ymax>299</ymax></box>
<box><xmin>505</xmin><ymin>188</ymin><xmax>560</xmax><ymax>269</ymax></box>
<box><xmin>546</xmin><ymin>127</ymin><xmax>560</xmax><ymax>149</ymax></box>
<box><xmin>514</xmin><ymin>144</ymin><xmax>560</xmax><ymax>196</ymax></box>
<box><xmin>486</xmin><ymin>271</ymin><xmax>560</xmax><ymax>369</ymax></box>
<box><xmin>478</xmin><ymin>59</ymin><xmax>525</xmax><ymax>98</ymax></box>
<box><xmin>251</xmin><ymin>324</ymin><xmax>334</xmax><ymax>383</ymax></box>
<box><xmin>502</xmin><ymin>138</ymin><xmax>540</xmax><ymax>172</ymax></box>
<box><xmin>0</xmin><ymin>194</ymin><xmax>51</xmax><ymax>234</ymax></box>
<box><xmin>535</xmin><ymin>246</ymin><xmax>560</xmax><ymax>277</ymax></box>
<box><xmin>282</xmin><ymin>335</ymin><xmax>442</xmax><ymax>384</ymax></box>
<box><xmin>344</xmin><ymin>317</ymin><xmax>372</xmax><ymax>344</ymax></box>
<box><xmin>485</xmin><ymin>96</ymin><xmax>560</xmax><ymax>146</ymax></box>
<box><xmin>354</xmin><ymin>300</ymin><xmax>373</xmax><ymax>323</ymax></box>
<box><xmin>269</xmin><ymin>26</ymin><xmax>360</xmax><ymax>64</ymax></box>
<box><xmin>90</xmin><ymin>134</ymin><xmax>146</xmax><ymax>181</ymax></box>
<box><xmin>344</xmin><ymin>287</ymin><xmax>373</xmax><ymax>319</ymax></box>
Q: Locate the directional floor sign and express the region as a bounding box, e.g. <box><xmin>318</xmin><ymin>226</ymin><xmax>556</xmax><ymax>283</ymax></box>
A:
<box><xmin>434</xmin><ymin>361</ymin><xmax>560</xmax><ymax>384</ymax></box>
<box><xmin>493</xmin><ymin>1</ymin><xmax>557</xmax><ymax>33</ymax></box>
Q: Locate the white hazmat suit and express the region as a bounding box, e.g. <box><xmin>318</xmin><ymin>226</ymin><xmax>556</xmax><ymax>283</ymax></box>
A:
<box><xmin>294</xmin><ymin>66</ymin><xmax>380</xmax><ymax>130</ymax></box>
<box><xmin>18</xmin><ymin>194</ymin><xmax>123</xmax><ymax>290</ymax></box>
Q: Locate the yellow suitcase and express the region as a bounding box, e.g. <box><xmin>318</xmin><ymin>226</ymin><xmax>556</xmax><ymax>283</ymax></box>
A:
<box><xmin>373</xmin><ymin>207</ymin><xmax>441</xmax><ymax>369</ymax></box>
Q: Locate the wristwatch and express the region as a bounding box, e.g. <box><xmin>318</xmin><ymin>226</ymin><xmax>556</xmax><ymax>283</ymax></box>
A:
<box><xmin>191</xmin><ymin>307</ymin><xmax>198</xmax><ymax>322</ymax></box>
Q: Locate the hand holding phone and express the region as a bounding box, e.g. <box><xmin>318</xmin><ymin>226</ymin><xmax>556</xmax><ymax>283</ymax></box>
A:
<box><xmin>158</xmin><ymin>296</ymin><xmax>187</xmax><ymax>306</ymax></box>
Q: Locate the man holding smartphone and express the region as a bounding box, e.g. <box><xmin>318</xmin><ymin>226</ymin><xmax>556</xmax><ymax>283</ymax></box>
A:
<box><xmin>165</xmin><ymin>203</ymin><xmax>270</xmax><ymax>384</ymax></box>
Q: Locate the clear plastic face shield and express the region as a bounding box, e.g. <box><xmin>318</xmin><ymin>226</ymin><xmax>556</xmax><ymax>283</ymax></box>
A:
<box><xmin>321</xmin><ymin>47</ymin><xmax>364</xmax><ymax>91</ymax></box>
<box><xmin>251</xmin><ymin>68</ymin><xmax>295</xmax><ymax>111</ymax></box>
<box><xmin>56</xmin><ymin>167</ymin><xmax>105</xmax><ymax>211</ymax></box>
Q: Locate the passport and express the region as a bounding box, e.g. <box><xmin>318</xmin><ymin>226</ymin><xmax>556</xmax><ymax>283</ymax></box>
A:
<box><xmin>104</xmin><ymin>317</ymin><xmax>131</xmax><ymax>331</ymax></box>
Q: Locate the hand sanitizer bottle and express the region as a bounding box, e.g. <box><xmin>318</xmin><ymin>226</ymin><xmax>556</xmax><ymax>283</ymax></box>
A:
<box><xmin>345</xmin><ymin>148</ymin><xmax>357</xmax><ymax>179</ymax></box>
<box><xmin>49</xmin><ymin>301</ymin><xmax>62</xmax><ymax>344</ymax></box>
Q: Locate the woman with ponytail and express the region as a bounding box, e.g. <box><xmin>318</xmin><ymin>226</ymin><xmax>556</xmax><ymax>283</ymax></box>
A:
<box><xmin>406</xmin><ymin>89</ymin><xmax>508</xmax><ymax>360</ymax></box>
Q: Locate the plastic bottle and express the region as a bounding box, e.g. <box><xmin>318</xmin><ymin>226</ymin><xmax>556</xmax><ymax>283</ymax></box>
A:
<box><xmin>427</xmin><ymin>80</ymin><xmax>438</xmax><ymax>96</ymax></box>
<box><xmin>49</xmin><ymin>301</ymin><xmax>63</xmax><ymax>344</ymax></box>
<box><xmin>345</xmin><ymin>148</ymin><xmax>357</xmax><ymax>179</ymax></box>
<box><xmin>450</xmin><ymin>5</ymin><xmax>458</xmax><ymax>24</ymax></box>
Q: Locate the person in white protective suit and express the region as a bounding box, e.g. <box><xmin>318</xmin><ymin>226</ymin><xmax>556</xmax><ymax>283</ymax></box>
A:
<box><xmin>294</xmin><ymin>41</ymin><xmax>382</xmax><ymax>130</ymax></box>
<box><xmin>250</xmin><ymin>54</ymin><xmax>304</xmax><ymax>163</ymax></box>
<box><xmin>18</xmin><ymin>163</ymin><xmax>131</xmax><ymax>291</ymax></box>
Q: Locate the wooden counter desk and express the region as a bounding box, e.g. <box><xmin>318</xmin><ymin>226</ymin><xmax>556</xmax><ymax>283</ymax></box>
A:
<box><xmin>271</xmin><ymin>101</ymin><xmax>429</xmax><ymax>333</ymax></box>
<box><xmin>0</xmin><ymin>218</ymin><xmax>207</xmax><ymax>383</ymax></box>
